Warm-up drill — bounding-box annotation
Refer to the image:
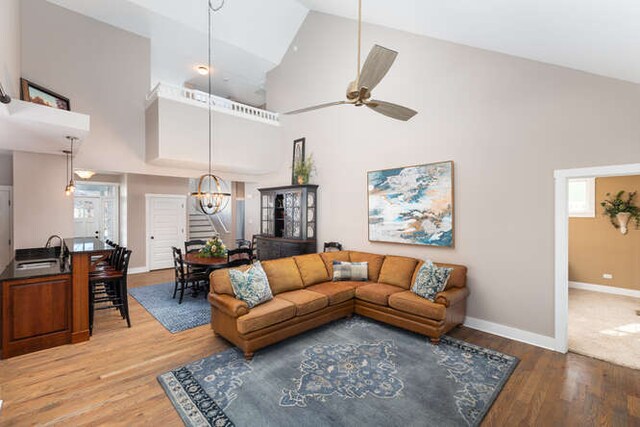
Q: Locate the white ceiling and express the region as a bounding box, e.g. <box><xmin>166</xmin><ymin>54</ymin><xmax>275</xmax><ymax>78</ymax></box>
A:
<box><xmin>47</xmin><ymin>0</ymin><xmax>640</xmax><ymax>106</ymax></box>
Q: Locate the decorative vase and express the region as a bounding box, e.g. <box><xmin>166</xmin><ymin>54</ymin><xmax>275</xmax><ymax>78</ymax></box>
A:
<box><xmin>297</xmin><ymin>175</ymin><xmax>305</xmax><ymax>185</ymax></box>
<box><xmin>617</xmin><ymin>212</ymin><xmax>632</xmax><ymax>235</ymax></box>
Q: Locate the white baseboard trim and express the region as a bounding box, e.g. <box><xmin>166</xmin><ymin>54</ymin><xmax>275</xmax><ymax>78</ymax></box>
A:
<box><xmin>569</xmin><ymin>281</ymin><xmax>640</xmax><ymax>298</ymax></box>
<box><xmin>128</xmin><ymin>266</ymin><xmax>149</xmax><ymax>275</ymax></box>
<box><xmin>464</xmin><ymin>316</ymin><xmax>558</xmax><ymax>351</ymax></box>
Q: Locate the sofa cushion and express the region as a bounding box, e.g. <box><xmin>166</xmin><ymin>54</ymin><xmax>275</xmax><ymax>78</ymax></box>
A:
<box><xmin>236</xmin><ymin>298</ymin><xmax>296</xmax><ymax>335</ymax></box>
<box><xmin>337</xmin><ymin>280</ymin><xmax>373</xmax><ymax>289</ymax></box>
<box><xmin>306</xmin><ymin>282</ymin><xmax>356</xmax><ymax>305</ymax></box>
<box><xmin>319</xmin><ymin>251</ymin><xmax>351</xmax><ymax>277</ymax></box>
<box><xmin>261</xmin><ymin>258</ymin><xmax>304</xmax><ymax>294</ymax></box>
<box><xmin>229</xmin><ymin>261</ymin><xmax>273</xmax><ymax>308</ymax></box>
<box><xmin>388</xmin><ymin>291</ymin><xmax>446</xmax><ymax>321</ymax></box>
<box><xmin>332</xmin><ymin>261</ymin><xmax>368</xmax><ymax>282</ymax></box>
<box><xmin>355</xmin><ymin>283</ymin><xmax>405</xmax><ymax>306</ymax></box>
<box><xmin>349</xmin><ymin>251</ymin><xmax>385</xmax><ymax>282</ymax></box>
<box><xmin>293</xmin><ymin>254</ymin><xmax>330</xmax><ymax>287</ymax></box>
<box><xmin>410</xmin><ymin>261</ymin><xmax>453</xmax><ymax>302</ymax></box>
<box><xmin>211</xmin><ymin>265</ymin><xmax>251</xmax><ymax>295</ymax></box>
<box><xmin>378</xmin><ymin>255</ymin><xmax>419</xmax><ymax>289</ymax></box>
<box><xmin>275</xmin><ymin>289</ymin><xmax>329</xmax><ymax>316</ymax></box>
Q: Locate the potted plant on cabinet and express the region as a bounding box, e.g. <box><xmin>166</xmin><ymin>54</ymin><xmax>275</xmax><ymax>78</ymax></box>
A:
<box><xmin>600</xmin><ymin>190</ymin><xmax>640</xmax><ymax>235</ymax></box>
<box><xmin>294</xmin><ymin>155</ymin><xmax>315</xmax><ymax>185</ymax></box>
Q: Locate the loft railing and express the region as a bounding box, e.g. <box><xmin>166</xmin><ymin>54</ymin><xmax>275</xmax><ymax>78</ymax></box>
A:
<box><xmin>146</xmin><ymin>82</ymin><xmax>280</xmax><ymax>126</ymax></box>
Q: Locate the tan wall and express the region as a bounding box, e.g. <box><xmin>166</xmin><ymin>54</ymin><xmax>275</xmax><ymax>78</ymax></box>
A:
<box><xmin>125</xmin><ymin>174</ymin><xmax>190</xmax><ymax>269</ymax></box>
<box><xmin>569</xmin><ymin>175</ymin><xmax>640</xmax><ymax>290</ymax></box>
<box><xmin>0</xmin><ymin>154</ymin><xmax>13</xmax><ymax>185</ymax></box>
<box><xmin>13</xmin><ymin>151</ymin><xmax>73</xmax><ymax>249</ymax></box>
<box><xmin>255</xmin><ymin>12</ymin><xmax>640</xmax><ymax>338</ymax></box>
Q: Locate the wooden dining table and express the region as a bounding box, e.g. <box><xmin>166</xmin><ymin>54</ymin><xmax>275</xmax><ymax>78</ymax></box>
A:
<box><xmin>183</xmin><ymin>253</ymin><xmax>229</xmax><ymax>272</ymax></box>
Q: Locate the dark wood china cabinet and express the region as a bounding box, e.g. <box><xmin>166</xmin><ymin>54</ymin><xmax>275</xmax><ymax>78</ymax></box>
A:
<box><xmin>256</xmin><ymin>185</ymin><xmax>318</xmax><ymax>260</ymax></box>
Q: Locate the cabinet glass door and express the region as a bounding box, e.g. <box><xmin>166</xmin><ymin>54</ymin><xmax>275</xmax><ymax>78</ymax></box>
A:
<box><xmin>284</xmin><ymin>191</ymin><xmax>302</xmax><ymax>238</ymax></box>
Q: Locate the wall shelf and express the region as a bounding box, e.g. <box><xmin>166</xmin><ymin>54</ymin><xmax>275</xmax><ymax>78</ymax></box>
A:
<box><xmin>0</xmin><ymin>99</ymin><xmax>90</xmax><ymax>154</ymax></box>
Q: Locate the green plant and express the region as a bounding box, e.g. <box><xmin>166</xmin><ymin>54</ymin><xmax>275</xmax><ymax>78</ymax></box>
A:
<box><xmin>600</xmin><ymin>190</ymin><xmax>640</xmax><ymax>229</ymax></box>
<box><xmin>198</xmin><ymin>236</ymin><xmax>227</xmax><ymax>258</ymax></box>
<box><xmin>294</xmin><ymin>154</ymin><xmax>315</xmax><ymax>184</ymax></box>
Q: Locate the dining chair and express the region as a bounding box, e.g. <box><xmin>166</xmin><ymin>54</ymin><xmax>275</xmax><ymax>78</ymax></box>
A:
<box><xmin>227</xmin><ymin>248</ymin><xmax>253</xmax><ymax>268</ymax></box>
<box><xmin>251</xmin><ymin>234</ymin><xmax>259</xmax><ymax>261</ymax></box>
<box><xmin>172</xmin><ymin>247</ymin><xmax>208</xmax><ymax>304</ymax></box>
<box><xmin>236</xmin><ymin>239</ymin><xmax>252</xmax><ymax>249</ymax></box>
<box><xmin>184</xmin><ymin>239</ymin><xmax>207</xmax><ymax>254</ymax></box>
<box><xmin>323</xmin><ymin>242</ymin><xmax>343</xmax><ymax>252</ymax></box>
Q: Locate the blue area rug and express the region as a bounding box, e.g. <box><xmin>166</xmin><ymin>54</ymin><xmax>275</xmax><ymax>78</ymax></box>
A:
<box><xmin>129</xmin><ymin>282</ymin><xmax>210</xmax><ymax>333</ymax></box>
<box><xmin>158</xmin><ymin>316</ymin><xmax>518</xmax><ymax>426</ymax></box>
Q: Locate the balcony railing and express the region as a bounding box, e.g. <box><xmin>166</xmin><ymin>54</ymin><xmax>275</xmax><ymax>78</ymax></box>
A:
<box><xmin>146</xmin><ymin>82</ymin><xmax>280</xmax><ymax>126</ymax></box>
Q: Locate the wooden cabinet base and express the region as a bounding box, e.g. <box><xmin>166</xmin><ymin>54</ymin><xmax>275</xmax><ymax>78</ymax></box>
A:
<box><xmin>1</xmin><ymin>274</ymin><xmax>72</xmax><ymax>359</ymax></box>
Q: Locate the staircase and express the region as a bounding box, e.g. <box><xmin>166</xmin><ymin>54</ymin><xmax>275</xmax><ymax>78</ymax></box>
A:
<box><xmin>188</xmin><ymin>212</ymin><xmax>234</xmax><ymax>249</ymax></box>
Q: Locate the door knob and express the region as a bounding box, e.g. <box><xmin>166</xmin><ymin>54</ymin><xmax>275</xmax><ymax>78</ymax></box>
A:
<box><xmin>150</xmin><ymin>236</ymin><xmax>155</xmax><ymax>240</ymax></box>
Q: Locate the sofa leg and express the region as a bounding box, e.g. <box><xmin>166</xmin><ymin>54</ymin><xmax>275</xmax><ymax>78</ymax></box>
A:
<box><xmin>346</xmin><ymin>313</ymin><xmax>353</xmax><ymax>319</ymax></box>
<box><xmin>429</xmin><ymin>337</ymin><xmax>441</xmax><ymax>345</ymax></box>
<box><xmin>244</xmin><ymin>352</ymin><xmax>254</xmax><ymax>361</ymax></box>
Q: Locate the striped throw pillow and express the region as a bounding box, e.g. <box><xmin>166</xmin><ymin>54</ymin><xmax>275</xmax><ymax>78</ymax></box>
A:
<box><xmin>332</xmin><ymin>261</ymin><xmax>368</xmax><ymax>282</ymax></box>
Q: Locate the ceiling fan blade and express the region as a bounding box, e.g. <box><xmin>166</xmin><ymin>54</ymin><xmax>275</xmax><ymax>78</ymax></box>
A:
<box><xmin>367</xmin><ymin>100</ymin><xmax>418</xmax><ymax>121</ymax></box>
<box><xmin>283</xmin><ymin>101</ymin><xmax>347</xmax><ymax>115</ymax></box>
<box><xmin>358</xmin><ymin>45</ymin><xmax>398</xmax><ymax>92</ymax></box>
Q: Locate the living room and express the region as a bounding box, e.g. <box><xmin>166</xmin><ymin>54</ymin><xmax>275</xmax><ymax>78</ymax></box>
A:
<box><xmin>1</xmin><ymin>0</ymin><xmax>639</xmax><ymax>425</ymax></box>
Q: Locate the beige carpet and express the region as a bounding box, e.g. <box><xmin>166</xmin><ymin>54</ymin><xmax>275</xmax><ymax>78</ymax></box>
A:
<box><xmin>569</xmin><ymin>288</ymin><xmax>640</xmax><ymax>370</ymax></box>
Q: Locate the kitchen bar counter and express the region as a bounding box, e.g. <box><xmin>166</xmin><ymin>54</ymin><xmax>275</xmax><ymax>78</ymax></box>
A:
<box><xmin>1</xmin><ymin>238</ymin><xmax>115</xmax><ymax>359</ymax></box>
<box><xmin>0</xmin><ymin>258</ymin><xmax>70</xmax><ymax>281</ymax></box>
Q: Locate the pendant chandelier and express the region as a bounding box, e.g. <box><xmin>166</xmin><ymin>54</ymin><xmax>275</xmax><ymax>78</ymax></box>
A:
<box><xmin>190</xmin><ymin>0</ymin><xmax>230</xmax><ymax>215</ymax></box>
<box><xmin>64</xmin><ymin>136</ymin><xmax>78</xmax><ymax>196</ymax></box>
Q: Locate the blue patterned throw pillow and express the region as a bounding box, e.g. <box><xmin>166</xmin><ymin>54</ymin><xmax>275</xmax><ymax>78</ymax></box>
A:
<box><xmin>229</xmin><ymin>261</ymin><xmax>273</xmax><ymax>308</ymax></box>
<box><xmin>332</xmin><ymin>261</ymin><xmax>368</xmax><ymax>281</ymax></box>
<box><xmin>411</xmin><ymin>261</ymin><xmax>453</xmax><ymax>302</ymax></box>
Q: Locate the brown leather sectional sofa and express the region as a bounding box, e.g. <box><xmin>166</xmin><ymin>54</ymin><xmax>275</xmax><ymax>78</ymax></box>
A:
<box><xmin>208</xmin><ymin>250</ymin><xmax>469</xmax><ymax>359</ymax></box>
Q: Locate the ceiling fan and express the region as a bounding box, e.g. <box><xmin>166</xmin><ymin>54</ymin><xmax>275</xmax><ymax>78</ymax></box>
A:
<box><xmin>284</xmin><ymin>0</ymin><xmax>417</xmax><ymax>121</ymax></box>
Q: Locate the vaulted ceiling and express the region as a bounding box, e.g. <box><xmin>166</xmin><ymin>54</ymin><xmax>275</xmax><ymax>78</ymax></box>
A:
<box><xmin>47</xmin><ymin>0</ymin><xmax>640</xmax><ymax>106</ymax></box>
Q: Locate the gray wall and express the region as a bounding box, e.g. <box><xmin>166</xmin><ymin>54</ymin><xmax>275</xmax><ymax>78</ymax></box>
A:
<box><xmin>0</xmin><ymin>0</ymin><xmax>20</xmax><ymax>98</ymax></box>
<box><xmin>125</xmin><ymin>173</ymin><xmax>190</xmax><ymax>269</ymax></box>
<box><xmin>254</xmin><ymin>12</ymin><xmax>640</xmax><ymax>338</ymax></box>
<box><xmin>0</xmin><ymin>154</ymin><xmax>13</xmax><ymax>185</ymax></box>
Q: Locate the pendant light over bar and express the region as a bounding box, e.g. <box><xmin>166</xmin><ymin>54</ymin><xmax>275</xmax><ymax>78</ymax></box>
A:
<box><xmin>190</xmin><ymin>0</ymin><xmax>230</xmax><ymax>215</ymax></box>
<box><xmin>65</xmin><ymin>136</ymin><xmax>78</xmax><ymax>195</ymax></box>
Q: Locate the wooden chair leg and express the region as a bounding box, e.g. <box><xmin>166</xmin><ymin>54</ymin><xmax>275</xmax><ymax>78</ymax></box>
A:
<box><xmin>179</xmin><ymin>280</ymin><xmax>186</xmax><ymax>304</ymax></box>
<box><xmin>121</xmin><ymin>278</ymin><xmax>131</xmax><ymax>328</ymax></box>
<box><xmin>89</xmin><ymin>282</ymin><xmax>95</xmax><ymax>336</ymax></box>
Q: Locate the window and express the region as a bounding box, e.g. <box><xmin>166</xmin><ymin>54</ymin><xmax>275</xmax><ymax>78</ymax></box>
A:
<box><xmin>568</xmin><ymin>178</ymin><xmax>595</xmax><ymax>217</ymax></box>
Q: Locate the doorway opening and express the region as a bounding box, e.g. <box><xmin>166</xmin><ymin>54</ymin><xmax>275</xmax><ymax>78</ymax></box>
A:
<box><xmin>554</xmin><ymin>164</ymin><xmax>640</xmax><ymax>356</ymax></box>
<box><xmin>0</xmin><ymin>185</ymin><xmax>12</xmax><ymax>270</ymax></box>
<box><xmin>74</xmin><ymin>182</ymin><xmax>119</xmax><ymax>242</ymax></box>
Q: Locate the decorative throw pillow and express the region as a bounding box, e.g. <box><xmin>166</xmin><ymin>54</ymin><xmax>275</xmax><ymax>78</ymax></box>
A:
<box><xmin>332</xmin><ymin>261</ymin><xmax>368</xmax><ymax>282</ymax></box>
<box><xmin>411</xmin><ymin>261</ymin><xmax>453</xmax><ymax>302</ymax></box>
<box><xmin>229</xmin><ymin>262</ymin><xmax>273</xmax><ymax>308</ymax></box>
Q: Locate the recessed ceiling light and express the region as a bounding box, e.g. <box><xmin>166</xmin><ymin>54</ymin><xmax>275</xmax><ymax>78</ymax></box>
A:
<box><xmin>75</xmin><ymin>170</ymin><xmax>96</xmax><ymax>180</ymax></box>
<box><xmin>197</xmin><ymin>65</ymin><xmax>209</xmax><ymax>75</ymax></box>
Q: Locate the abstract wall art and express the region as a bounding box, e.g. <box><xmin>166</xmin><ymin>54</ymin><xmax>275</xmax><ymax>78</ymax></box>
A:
<box><xmin>368</xmin><ymin>161</ymin><xmax>454</xmax><ymax>247</ymax></box>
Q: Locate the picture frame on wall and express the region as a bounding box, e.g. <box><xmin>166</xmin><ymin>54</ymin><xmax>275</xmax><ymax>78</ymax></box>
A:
<box><xmin>367</xmin><ymin>160</ymin><xmax>455</xmax><ymax>248</ymax></box>
<box><xmin>291</xmin><ymin>138</ymin><xmax>306</xmax><ymax>185</ymax></box>
<box><xmin>20</xmin><ymin>78</ymin><xmax>70</xmax><ymax>111</ymax></box>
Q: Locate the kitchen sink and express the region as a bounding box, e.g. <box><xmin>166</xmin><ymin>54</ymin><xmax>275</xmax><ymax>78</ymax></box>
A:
<box><xmin>16</xmin><ymin>259</ymin><xmax>58</xmax><ymax>270</ymax></box>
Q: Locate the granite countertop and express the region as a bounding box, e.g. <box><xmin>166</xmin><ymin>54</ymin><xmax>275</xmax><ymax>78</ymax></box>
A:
<box><xmin>64</xmin><ymin>237</ymin><xmax>113</xmax><ymax>254</ymax></box>
<box><xmin>0</xmin><ymin>258</ymin><xmax>71</xmax><ymax>282</ymax></box>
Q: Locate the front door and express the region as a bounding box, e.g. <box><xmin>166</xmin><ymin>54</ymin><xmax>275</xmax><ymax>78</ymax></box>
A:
<box><xmin>147</xmin><ymin>195</ymin><xmax>186</xmax><ymax>270</ymax></box>
<box><xmin>0</xmin><ymin>187</ymin><xmax>12</xmax><ymax>270</ymax></box>
<box><xmin>74</xmin><ymin>197</ymin><xmax>102</xmax><ymax>240</ymax></box>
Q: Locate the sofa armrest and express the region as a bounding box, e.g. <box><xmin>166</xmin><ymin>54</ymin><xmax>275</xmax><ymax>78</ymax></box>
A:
<box><xmin>435</xmin><ymin>287</ymin><xmax>469</xmax><ymax>308</ymax></box>
<box><xmin>210</xmin><ymin>293</ymin><xmax>249</xmax><ymax>318</ymax></box>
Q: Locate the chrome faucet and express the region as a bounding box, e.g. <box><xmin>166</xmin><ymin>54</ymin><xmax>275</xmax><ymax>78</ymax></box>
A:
<box><xmin>45</xmin><ymin>235</ymin><xmax>63</xmax><ymax>249</ymax></box>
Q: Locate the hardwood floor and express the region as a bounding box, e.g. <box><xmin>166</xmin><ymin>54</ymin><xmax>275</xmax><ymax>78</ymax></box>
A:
<box><xmin>1</xmin><ymin>269</ymin><xmax>639</xmax><ymax>426</ymax></box>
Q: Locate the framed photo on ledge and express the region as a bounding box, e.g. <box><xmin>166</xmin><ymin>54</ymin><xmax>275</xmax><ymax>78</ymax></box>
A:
<box><xmin>291</xmin><ymin>138</ymin><xmax>305</xmax><ymax>185</ymax></box>
<box><xmin>367</xmin><ymin>160</ymin><xmax>454</xmax><ymax>248</ymax></box>
<box><xmin>20</xmin><ymin>78</ymin><xmax>70</xmax><ymax>111</ymax></box>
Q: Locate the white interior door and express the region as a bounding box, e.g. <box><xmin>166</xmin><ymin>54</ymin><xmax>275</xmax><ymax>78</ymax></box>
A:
<box><xmin>74</xmin><ymin>196</ymin><xmax>103</xmax><ymax>239</ymax></box>
<box><xmin>147</xmin><ymin>195</ymin><xmax>186</xmax><ymax>270</ymax></box>
<box><xmin>0</xmin><ymin>187</ymin><xmax>12</xmax><ymax>270</ymax></box>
